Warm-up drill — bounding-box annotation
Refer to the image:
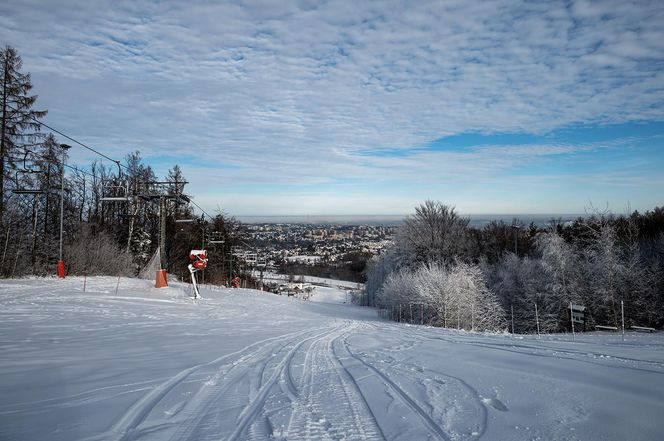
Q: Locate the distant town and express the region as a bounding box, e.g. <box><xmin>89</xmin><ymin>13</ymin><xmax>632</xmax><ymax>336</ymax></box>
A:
<box><xmin>247</xmin><ymin>223</ymin><xmax>398</xmax><ymax>268</ymax></box>
<box><xmin>241</xmin><ymin>213</ymin><xmax>583</xmax><ymax>273</ymax></box>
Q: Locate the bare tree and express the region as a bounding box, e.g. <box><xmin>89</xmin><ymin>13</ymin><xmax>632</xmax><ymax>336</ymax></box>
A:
<box><xmin>396</xmin><ymin>200</ymin><xmax>471</xmax><ymax>266</ymax></box>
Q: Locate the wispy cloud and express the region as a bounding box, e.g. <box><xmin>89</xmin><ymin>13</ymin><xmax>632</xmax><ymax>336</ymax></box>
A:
<box><xmin>0</xmin><ymin>0</ymin><xmax>662</xmax><ymax>214</ymax></box>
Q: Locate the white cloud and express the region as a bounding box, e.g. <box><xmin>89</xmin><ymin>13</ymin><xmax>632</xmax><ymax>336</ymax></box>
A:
<box><xmin>0</xmin><ymin>0</ymin><xmax>662</xmax><ymax>213</ymax></box>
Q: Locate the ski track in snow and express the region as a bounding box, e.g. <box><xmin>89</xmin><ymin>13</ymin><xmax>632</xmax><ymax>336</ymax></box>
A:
<box><xmin>353</xmin><ymin>323</ymin><xmax>489</xmax><ymax>440</ymax></box>
<box><xmin>341</xmin><ymin>335</ymin><xmax>452</xmax><ymax>441</ymax></box>
<box><xmin>284</xmin><ymin>322</ymin><xmax>384</xmax><ymax>441</ymax></box>
<box><xmin>403</xmin><ymin>326</ymin><xmax>664</xmax><ymax>374</ymax></box>
<box><xmin>105</xmin><ymin>327</ymin><xmax>323</xmax><ymax>441</ymax></box>
<box><xmin>100</xmin><ymin>321</ymin><xmax>392</xmax><ymax>441</ymax></box>
<box><xmin>2</xmin><ymin>277</ymin><xmax>664</xmax><ymax>441</ymax></box>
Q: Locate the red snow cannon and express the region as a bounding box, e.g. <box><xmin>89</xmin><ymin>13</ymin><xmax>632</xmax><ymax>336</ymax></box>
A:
<box><xmin>190</xmin><ymin>249</ymin><xmax>207</xmax><ymax>261</ymax></box>
<box><xmin>189</xmin><ymin>249</ymin><xmax>208</xmax><ymax>269</ymax></box>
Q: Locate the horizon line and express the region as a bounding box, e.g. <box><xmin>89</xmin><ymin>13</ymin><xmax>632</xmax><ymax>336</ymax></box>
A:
<box><xmin>234</xmin><ymin>213</ymin><xmax>588</xmax><ymax>217</ymax></box>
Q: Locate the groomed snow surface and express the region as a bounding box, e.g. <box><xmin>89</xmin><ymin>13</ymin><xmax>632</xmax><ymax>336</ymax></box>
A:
<box><xmin>1</xmin><ymin>277</ymin><xmax>663</xmax><ymax>441</ymax></box>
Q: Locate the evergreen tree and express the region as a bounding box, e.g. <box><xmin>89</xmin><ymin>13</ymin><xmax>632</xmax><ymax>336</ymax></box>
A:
<box><xmin>1</xmin><ymin>46</ymin><xmax>47</xmax><ymax>222</ymax></box>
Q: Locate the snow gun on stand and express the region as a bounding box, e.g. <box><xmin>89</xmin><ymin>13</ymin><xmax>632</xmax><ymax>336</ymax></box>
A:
<box><xmin>188</xmin><ymin>250</ymin><xmax>208</xmax><ymax>299</ymax></box>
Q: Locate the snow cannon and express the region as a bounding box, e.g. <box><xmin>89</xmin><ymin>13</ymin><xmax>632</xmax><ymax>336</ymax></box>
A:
<box><xmin>190</xmin><ymin>250</ymin><xmax>208</xmax><ymax>269</ymax></box>
<box><xmin>188</xmin><ymin>249</ymin><xmax>208</xmax><ymax>300</ymax></box>
<box><xmin>190</xmin><ymin>249</ymin><xmax>208</xmax><ymax>262</ymax></box>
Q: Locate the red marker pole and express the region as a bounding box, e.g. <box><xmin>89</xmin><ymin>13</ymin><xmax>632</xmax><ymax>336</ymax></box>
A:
<box><xmin>57</xmin><ymin>144</ymin><xmax>71</xmax><ymax>278</ymax></box>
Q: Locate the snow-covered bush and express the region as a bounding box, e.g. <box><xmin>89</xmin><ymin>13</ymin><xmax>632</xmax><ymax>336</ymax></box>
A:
<box><xmin>380</xmin><ymin>261</ymin><xmax>506</xmax><ymax>332</ymax></box>
<box><xmin>378</xmin><ymin>266</ymin><xmax>420</xmax><ymax>309</ymax></box>
<box><xmin>64</xmin><ymin>224</ymin><xmax>134</xmax><ymax>276</ymax></box>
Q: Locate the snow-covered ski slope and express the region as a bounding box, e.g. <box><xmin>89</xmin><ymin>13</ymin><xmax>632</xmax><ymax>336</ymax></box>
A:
<box><xmin>1</xmin><ymin>277</ymin><xmax>663</xmax><ymax>441</ymax></box>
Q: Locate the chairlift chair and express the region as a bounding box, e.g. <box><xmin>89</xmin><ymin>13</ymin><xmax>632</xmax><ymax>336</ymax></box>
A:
<box><xmin>245</xmin><ymin>253</ymin><xmax>257</xmax><ymax>264</ymax></box>
<box><xmin>101</xmin><ymin>178</ymin><xmax>131</xmax><ymax>202</ymax></box>
<box><xmin>208</xmin><ymin>231</ymin><xmax>225</xmax><ymax>244</ymax></box>
<box><xmin>101</xmin><ymin>161</ymin><xmax>131</xmax><ymax>202</ymax></box>
<box><xmin>175</xmin><ymin>204</ymin><xmax>196</xmax><ymax>223</ymax></box>
<box><xmin>11</xmin><ymin>150</ymin><xmax>44</xmax><ymax>195</ymax></box>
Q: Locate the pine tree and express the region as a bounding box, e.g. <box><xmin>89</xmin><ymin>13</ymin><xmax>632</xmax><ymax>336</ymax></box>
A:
<box><xmin>1</xmin><ymin>46</ymin><xmax>47</xmax><ymax>222</ymax></box>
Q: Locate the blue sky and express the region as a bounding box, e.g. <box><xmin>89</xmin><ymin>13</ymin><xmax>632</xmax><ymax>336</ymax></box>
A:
<box><xmin>1</xmin><ymin>0</ymin><xmax>663</xmax><ymax>216</ymax></box>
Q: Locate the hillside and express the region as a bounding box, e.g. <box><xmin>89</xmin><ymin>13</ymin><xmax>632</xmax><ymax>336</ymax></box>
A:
<box><xmin>1</xmin><ymin>277</ymin><xmax>663</xmax><ymax>440</ymax></box>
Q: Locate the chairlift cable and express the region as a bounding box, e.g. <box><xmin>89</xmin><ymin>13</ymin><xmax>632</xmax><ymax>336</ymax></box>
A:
<box><xmin>3</xmin><ymin>104</ymin><xmax>130</xmax><ymax>171</ymax></box>
<box><xmin>6</xmin><ymin>151</ymin><xmax>97</xmax><ymax>179</ymax></box>
<box><xmin>4</xmin><ymin>104</ymin><xmax>218</xmax><ymax>218</ymax></box>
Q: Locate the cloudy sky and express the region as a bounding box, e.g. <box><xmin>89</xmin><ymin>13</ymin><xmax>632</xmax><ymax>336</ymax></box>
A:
<box><xmin>1</xmin><ymin>0</ymin><xmax>663</xmax><ymax>216</ymax></box>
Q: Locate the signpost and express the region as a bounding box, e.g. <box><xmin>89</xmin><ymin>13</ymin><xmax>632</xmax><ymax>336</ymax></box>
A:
<box><xmin>570</xmin><ymin>303</ymin><xmax>585</xmax><ymax>342</ymax></box>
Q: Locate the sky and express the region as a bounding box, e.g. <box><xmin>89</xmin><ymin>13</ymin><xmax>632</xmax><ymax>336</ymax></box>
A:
<box><xmin>1</xmin><ymin>0</ymin><xmax>663</xmax><ymax>216</ymax></box>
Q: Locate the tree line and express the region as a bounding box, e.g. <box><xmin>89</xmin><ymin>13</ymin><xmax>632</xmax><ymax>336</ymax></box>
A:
<box><xmin>365</xmin><ymin>200</ymin><xmax>664</xmax><ymax>332</ymax></box>
<box><xmin>1</xmin><ymin>46</ymin><xmax>249</xmax><ymax>283</ymax></box>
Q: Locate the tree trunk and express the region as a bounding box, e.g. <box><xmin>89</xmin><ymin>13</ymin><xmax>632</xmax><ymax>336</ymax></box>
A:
<box><xmin>0</xmin><ymin>57</ymin><xmax>9</xmax><ymax>223</ymax></box>
<box><xmin>127</xmin><ymin>202</ymin><xmax>138</xmax><ymax>253</ymax></box>
<box><xmin>44</xmin><ymin>162</ymin><xmax>51</xmax><ymax>234</ymax></box>
<box><xmin>79</xmin><ymin>175</ymin><xmax>85</xmax><ymax>222</ymax></box>
<box><xmin>1</xmin><ymin>217</ymin><xmax>11</xmax><ymax>274</ymax></box>
<box><xmin>31</xmin><ymin>197</ymin><xmax>38</xmax><ymax>273</ymax></box>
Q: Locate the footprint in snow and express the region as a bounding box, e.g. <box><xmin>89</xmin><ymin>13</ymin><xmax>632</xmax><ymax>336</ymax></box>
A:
<box><xmin>481</xmin><ymin>397</ymin><xmax>509</xmax><ymax>412</ymax></box>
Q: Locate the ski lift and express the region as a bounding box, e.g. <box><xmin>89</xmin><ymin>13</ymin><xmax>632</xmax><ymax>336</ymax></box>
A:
<box><xmin>207</xmin><ymin>231</ymin><xmax>225</xmax><ymax>244</ymax></box>
<box><xmin>231</xmin><ymin>246</ymin><xmax>245</xmax><ymax>258</ymax></box>
<box><xmin>100</xmin><ymin>179</ymin><xmax>130</xmax><ymax>202</ymax></box>
<box><xmin>256</xmin><ymin>257</ymin><xmax>267</xmax><ymax>267</ymax></box>
<box><xmin>245</xmin><ymin>253</ymin><xmax>257</xmax><ymax>264</ymax></box>
<box><xmin>175</xmin><ymin>204</ymin><xmax>196</xmax><ymax>223</ymax></box>
<box><xmin>11</xmin><ymin>149</ymin><xmax>44</xmax><ymax>195</ymax></box>
<box><xmin>101</xmin><ymin>162</ymin><xmax>130</xmax><ymax>202</ymax></box>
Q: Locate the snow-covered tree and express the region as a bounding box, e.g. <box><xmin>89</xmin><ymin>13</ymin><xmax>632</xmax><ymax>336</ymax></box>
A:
<box><xmin>536</xmin><ymin>232</ymin><xmax>582</xmax><ymax>331</ymax></box>
<box><xmin>380</xmin><ymin>261</ymin><xmax>506</xmax><ymax>331</ymax></box>
<box><xmin>487</xmin><ymin>253</ymin><xmax>546</xmax><ymax>333</ymax></box>
<box><xmin>364</xmin><ymin>245</ymin><xmax>401</xmax><ymax>307</ymax></box>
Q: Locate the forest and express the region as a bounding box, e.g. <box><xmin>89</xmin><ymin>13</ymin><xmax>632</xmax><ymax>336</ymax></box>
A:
<box><xmin>0</xmin><ymin>46</ymin><xmax>249</xmax><ymax>285</ymax></box>
<box><xmin>365</xmin><ymin>200</ymin><xmax>664</xmax><ymax>332</ymax></box>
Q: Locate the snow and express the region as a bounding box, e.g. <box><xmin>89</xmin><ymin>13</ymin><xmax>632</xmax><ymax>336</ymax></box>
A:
<box><xmin>259</xmin><ymin>271</ymin><xmax>362</xmax><ymax>290</ymax></box>
<box><xmin>307</xmin><ymin>285</ymin><xmax>350</xmax><ymax>304</ymax></box>
<box><xmin>1</xmin><ymin>277</ymin><xmax>663</xmax><ymax>440</ymax></box>
<box><xmin>285</xmin><ymin>256</ymin><xmax>322</xmax><ymax>264</ymax></box>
